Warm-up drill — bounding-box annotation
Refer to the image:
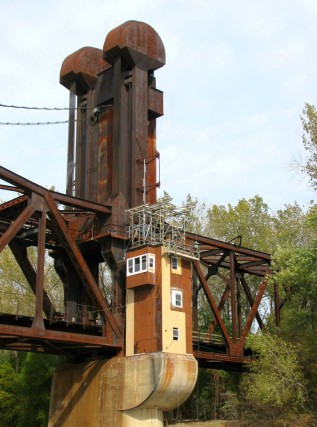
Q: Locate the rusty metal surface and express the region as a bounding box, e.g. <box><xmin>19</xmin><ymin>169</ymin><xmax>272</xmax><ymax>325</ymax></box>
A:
<box><xmin>186</xmin><ymin>232</ymin><xmax>271</xmax><ymax>277</ymax></box>
<box><xmin>0</xmin><ymin>317</ymin><xmax>120</xmax><ymax>358</ymax></box>
<box><xmin>190</xmin><ymin>232</ymin><xmax>271</xmax><ymax>368</ymax></box>
<box><xmin>193</xmin><ymin>349</ymin><xmax>248</xmax><ymax>371</ymax></box>
<box><xmin>0</xmin><ymin>166</ymin><xmax>123</xmax><ymax>357</ymax></box>
<box><xmin>103</xmin><ymin>20</ymin><xmax>166</xmax><ymax>71</ymax></box>
<box><xmin>60</xmin><ymin>47</ymin><xmax>110</xmax><ymax>94</ymax></box>
<box><xmin>0</xmin><ymin>20</ymin><xmax>279</xmax><ymax>369</ymax></box>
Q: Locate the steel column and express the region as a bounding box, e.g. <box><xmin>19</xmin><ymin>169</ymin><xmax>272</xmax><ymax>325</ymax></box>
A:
<box><xmin>66</xmin><ymin>83</ymin><xmax>76</xmax><ymax>196</ymax></box>
<box><xmin>32</xmin><ymin>210</ymin><xmax>46</xmax><ymax>331</ymax></box>
<box><xmin>230</xmin><ymin>252</ymin><xmax>238</xmax><ymax>342</ymax></box>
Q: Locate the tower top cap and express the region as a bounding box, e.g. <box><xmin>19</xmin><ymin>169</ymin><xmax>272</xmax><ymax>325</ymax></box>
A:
<box><xmin>103</xmin><ymin>20</ymin><xmax>166</xmax><ymax>71</ymax></box>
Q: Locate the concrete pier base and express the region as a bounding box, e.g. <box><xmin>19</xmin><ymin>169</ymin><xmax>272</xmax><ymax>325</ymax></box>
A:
<box><xmin>48</xmin><ymin>352</ymin><xmax>198</xmax><ymax>427</ymax></box>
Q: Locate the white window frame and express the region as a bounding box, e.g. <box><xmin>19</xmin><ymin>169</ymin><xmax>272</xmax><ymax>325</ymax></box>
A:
<box><xmin>171</xmin><ymin>289</ymin><xmax>183</xmax><ymax>308</ymax></box>
<box><xmin>171</xmin><ymin>256</ymin><xmax>178</xmax><ymax>270</ymax></box>
<box><xmin>127</xmin><ymin>258</ymin><xmax>134</xmax><ymax>275</ymax></box>
<box><xmin>148</xmin><ymin>254</ymin><xmax>155</xmax><ymax>272</ymax></box>
<box><xmin>173</xmin><ymin>327</ymin><xmax>180</xmax><ymax>341</ymax></box>
<box><xmin>127</xmin><ymin>253</ymin><xmax>155</xmax><ymax>276</ymax></box>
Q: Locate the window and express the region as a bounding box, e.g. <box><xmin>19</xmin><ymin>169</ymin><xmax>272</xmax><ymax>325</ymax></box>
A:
<box><xmin>171</xmin><ymin>256</ymin><xmax>178</xmax><ymax>270</ymax></box>
<box><xmin>141</xmin><ymin>255</ymin><xmax>147</xmax><ymax>271</ymax></box>
<box><xmin>173</xmin><ymin>327</ymin><xmax>179</xmax><ymax>341</ymax></box>
<box><xmin>171</xmin><ymin>289</ymin><xmax>183</xmax><ymax>308</ymax></box>
<box><xmin>148</xmin><ymin>254</ymin><xmax>155</xmax><ymax>272</ymax></box>
<box><xmin>135</xmin><ymin>257</ymin><xmax>141</xmax><ymax>273</ymax></box>
<box><xmin>126</xmin><ymin>253</ymin><xmax>155</xmax><ymax>276</ymax></box>
<box><xmin>128</xmin><ymin>258</ymin><xmax>133</xmax><ymax>275</ymax></box>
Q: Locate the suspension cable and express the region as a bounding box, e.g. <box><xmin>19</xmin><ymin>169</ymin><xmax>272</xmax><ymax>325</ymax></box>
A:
<box><xmin>0</xmin><ymin>103</ymin><xmax>93</xmax><ymax>111</ymax></box>
<box><xmin>0</xmin><ymin>120</ymin><xmax>69</xmax><ymax>126</ymax></box>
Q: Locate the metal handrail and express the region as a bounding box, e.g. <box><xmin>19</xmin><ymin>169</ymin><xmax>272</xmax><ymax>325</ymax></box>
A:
<box><xmin>192</xmin><ymin>330</ymin><xmax>224</xmax><ymax>345</ymax></box>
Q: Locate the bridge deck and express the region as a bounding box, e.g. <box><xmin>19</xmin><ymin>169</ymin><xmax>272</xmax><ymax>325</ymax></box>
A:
<box><xmin>0</xmin><ymin>314</ymin><xmax>250</xmax><ymax>369</ymax></box>
<box><xmin>0</xmin><ymin>313</ymin><xmax>121</xmax><ymax>359</ymax></box>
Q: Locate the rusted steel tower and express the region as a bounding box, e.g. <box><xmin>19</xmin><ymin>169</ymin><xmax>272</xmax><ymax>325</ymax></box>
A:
<box><xmin>61</xmin><ymin>21</ymin><xmax>163</xmax><ymax>206</ymax></box>
<box><xmin>58</xmin><ymin>20</ymin><xmax>165</xmax><ymax>330</ymax></box>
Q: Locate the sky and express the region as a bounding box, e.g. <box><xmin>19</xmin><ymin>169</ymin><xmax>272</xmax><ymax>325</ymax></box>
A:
<box><xmin>0</xmin><ymin>0</ymin><xmax>316</xmax><ymax>212</ymax></box>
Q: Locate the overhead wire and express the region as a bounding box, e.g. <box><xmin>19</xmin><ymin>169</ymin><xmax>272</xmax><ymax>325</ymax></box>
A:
<box><xmin>0</xmin><ymin>117</ymin><xmax>100</xmax><ymax>126</ymax></box>
<box><xmin>0</xmin><ymin>120</ymin><xmax>70</xmax><ymax>126</ymax></box>
<box><xmin>0</xmin><ymin>101</ymin><xmax>98</xmax><ymax>125</ymax></box>
<box><xmin>0</xmin><ymin>102</ymin><xmax>94</xmax><ymax>111</ymax></box>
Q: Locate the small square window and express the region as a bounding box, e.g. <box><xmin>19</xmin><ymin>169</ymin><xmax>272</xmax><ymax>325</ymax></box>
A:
<box><xmin>173</xmin><ymin>327</ymin><xmax>179</xmax><ymax>341</ymax></box>
<box><xmin>148</xmin><ymin>254</ymin><xmax>155</xmax><ymax>272</ymax></box>
<box><xmin>171</xmin><ymin>289</ymin><xmax>183</xmax><ymax>308</ymax></box>
<box><xmin>171</xmin><ymin>256</ymin><xmax>178</xmax><ymax>270</ymax></box>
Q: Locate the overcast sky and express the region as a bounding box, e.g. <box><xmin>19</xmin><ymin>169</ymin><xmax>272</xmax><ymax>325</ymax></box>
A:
<box><xmin>0</xmin><ymin>0</ymin><xmax>316</xmax><ymax>211</ymax></box>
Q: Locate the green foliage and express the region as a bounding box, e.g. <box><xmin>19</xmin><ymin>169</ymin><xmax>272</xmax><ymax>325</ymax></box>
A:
<box><xmin>0</xmin><ymin>351</ymin><xmax>64</xmax><ymax>427</ymax></box>
<box><xmin>0</xmin><ymin>358</ymin><xmax>20</xmax><ymax>427</ymax></box>
<box><xmin>16</xmin><ymin>353</ymin><xmax>63</xmax><ymax>427</ymax></box>
<box><xmin>241</xmin><ymin>333</ymin><xmax>306</xmax><ymax>417</ymax></box>
<box><xmin>205</xmin><ymin>195</ymin><xmax>308</xmax><ymax>254</ymax></box>
<box><xmin>0</xmin><ymin>246</ymin><xmax>64</xmax><ymax>316</ymax></box>
<box><xmin>306</xmin><ymin>204</ymin><xmax>317</xmax><ymax>238</ymax></box>
<box><xmin>170</xmin><ymin>369</ymin><xmax>242</xmax><ymax>421</ymax></box>
<box><xmin>273</xmin><ymin>246</ymin><xmax>317</xmax><ymax>329</ymax></box>
<box><xmin>183</xmin><ymin>193</ymin><xmax>208</xmax><ymax>235</ymax></box>
<box><xmin>272</xmin><ymin>241</ymin><xmax>317</xmax><ymax>410</ymax></box>
<box><xmin>0</xmin><ymin>247</ymin><xmax>35</xmax><ymax>315</ymax></box>
<box><xmin>273</xmin><ymin>202</ymin><xmax>312</xmax><ymax>249</ymax></box>
<box><xmin>206</xmin><ymin>195</ymin><xmax>274</xmax><ymax>252</ymax></box>
<box><xmin>301</xmin><ymin>102</ymin><xmax>317</xmax><ymax>191</ymax></box>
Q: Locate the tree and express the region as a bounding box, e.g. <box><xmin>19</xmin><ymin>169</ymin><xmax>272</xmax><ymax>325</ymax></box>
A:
<box><xmin>182</xmin><ymin>193</ymin><xmax>208</xmax><ymax>235</ymax></box>
<box><xmin>205</xmin><ymin>195</ymin><xmax>274</xmax><ymax>252</ymax></box>
<box><xmin>0</xmin><ymin>243</ymin><xmax>64</xmax><ymax>425</ymax></box>
<box><xmin>301</xmin><ymin>102</ymin><xmax>317</xmax><ymax>191</ymax></box>
<box><xmin>0</xmin><ymin>353</ymin><xmax>21</xmax><ymax>427</ymax></box>
<box><xmin>0</xmin><ymin>246</ymin><xmax>64</xmax><ymax>317</ymax></box>
<box><xmin>205</xmin><ymin>196</ymin><xmax>309</xmax><ymax>254</ymax></box>
<box><xmin>188</xmin><ymin>194</ymin><xmax>314</xmax><ymax>422</ymax></box>
<box><xmin>273</xmin><ymin>202</ymin><xmax>313</xmax><ymax>250</ymax></box>
<box><xmin>241</xmin><ymin>333</ymin><xmax>306</xmax><ymax>420</ymax></box>
<box><xmin>15</xmin><ymin>353</ymin><xmax>63</xmax><ymax>427</ymax></box>
<box><xmin>271</xmin><ymin>241</ymin><xmax>317</xmax><ymax>411</ymax></box>
<box><xmin>0</xmin><ymin>350</ymin><xmax>64</xmax><ymax>427</ymax></box>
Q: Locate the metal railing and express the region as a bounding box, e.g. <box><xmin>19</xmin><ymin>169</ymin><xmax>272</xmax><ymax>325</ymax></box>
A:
<box><xmin>0</xmin><ymin>289</ymin><xmax>104</xmax><ymax>327</ymax></box>
<box><xmin>192</xmin><ymin>330</ymin><xmax>224</xmax><ymax>345</ymax></box>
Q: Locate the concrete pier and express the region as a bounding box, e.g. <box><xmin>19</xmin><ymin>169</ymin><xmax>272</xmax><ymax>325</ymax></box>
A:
<box><xmin>49</xmin><ymin>352</ymin><xmax>198</xmax><ymax>426</ymax></box>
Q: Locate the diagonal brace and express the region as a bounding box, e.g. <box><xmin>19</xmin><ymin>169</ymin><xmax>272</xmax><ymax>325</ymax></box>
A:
<box><xmin>44</xmin><ymin>191</ymin><xmax>122</xmax><ymax>339</ymax></box>
<box><xmin>193</xmin><ymin>260</ymin><xmax>232</xmax><ymax>350</ymax></box>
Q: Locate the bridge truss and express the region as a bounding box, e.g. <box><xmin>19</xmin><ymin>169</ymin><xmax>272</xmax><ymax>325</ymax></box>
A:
<box><xmin>0</xmin><ymin>166</ymin><xmax>279</xmax><ymax>368</ymax></box>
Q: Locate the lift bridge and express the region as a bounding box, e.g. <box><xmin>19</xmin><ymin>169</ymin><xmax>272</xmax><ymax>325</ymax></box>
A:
<box><xmin>0</xmin><ymin>20</ymin><xmax>280</xmax><ymax>426</ymax></box>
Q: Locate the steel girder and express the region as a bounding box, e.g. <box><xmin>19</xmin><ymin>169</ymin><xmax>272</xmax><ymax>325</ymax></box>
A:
<box><xmin>0</xmin><ymin>166</ymin><xmax>123</xmax><ymax>358</ymax></box>
<box><xmin>186</xmin><ymin>232</ymin><xmax>276</xmax><ymax>369</ymax></box>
